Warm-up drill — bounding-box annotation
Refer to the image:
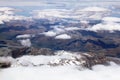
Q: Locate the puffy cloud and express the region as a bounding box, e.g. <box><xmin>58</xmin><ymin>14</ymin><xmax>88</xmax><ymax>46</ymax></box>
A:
<box><xmin>65</xmin><ymin>27</ymin><xmax>81</xmax><ymax>31</ymax></box>
<box><xmin>16</xmin><ymin>34</ymin><xmax>32</xmax><ymax>47</ymax></box>
<box><xmin>19</xmin><ymin>39</ymin><xmax>31</xmax><ymax>47</ymax></box>
<box><xmin>32</xmin><ymin>9</ymin><xmax>71</xmax><ymax>19</ymax></box>
<box><xmin>80</xmin><ymin>7</ymin><xmax>110</xmax><ymax>12</ymax></box>
<box><xmin>0</xmin><ymin>7</ymin><xmax>31</xmax><ymax>24</ymax></box>
<box><xmin>31</xmin><ymin>6</ymin><xmax>111</xmax><ymax>20</ymax></box>
<box><xmin>16</xmin><ymin>34</ymin><xmax>31</xmax><ymax>39</ymax></box>
<box><xmin>87</xmin><ymin>22</ymin><xmax>120</xmax><ymax>32</ymax></box>
<box><xmin>75</xmin><ymin>7</ymin><xmax>110</xmax><ymax>20</ymax></box>
<box><xmin>42</xmin><ymin>25</ymin><xmax>78</xmax><ymax>40</ymax></box>
<box><xmin>86</xmin><ymin>16</ymin><xmax>120</xmax><ymax>32</ymax></box>
<box><xmin>0</xmin><ymin>55</ymin><xmax>120</xmax><ymax>80</ymax></box>
<box><xmin>102</xmin><ymin>17</ymin><xmax>120</xmax><ymax>22</ymax></box>
<box><xmin>0</xmin><ymin>7</ymin><xmax>16</xmax><ymax>14</ymax></box>
<box><xmin>43</xmin><ymin>31</ymin><xmax>57</xmax><ymax>37</ymax></box>
<box><xmin>55</xmin><ymin>34</ymin><xmax>71</xmax><ymax>39</ymax></box>
<box><xmin>42</xmin><ymin>25</ymin><xmax>65</xmax><ymax>37</ymax></box>
<box><xmin>43</xmin><ymin>25</ymin><xmax>82</xmax><ymax>38</ymax></box>
<box><xmin>1</xmin><ymin>51</ymin><xmax>120</xmax><ymax>80</ymax></box>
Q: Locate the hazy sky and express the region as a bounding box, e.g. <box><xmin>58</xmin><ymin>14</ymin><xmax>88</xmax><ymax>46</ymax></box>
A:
<box><xmin>0</xmin><ymin>0</ymin><xmax>119</xmax><ymax>6</ymax></box>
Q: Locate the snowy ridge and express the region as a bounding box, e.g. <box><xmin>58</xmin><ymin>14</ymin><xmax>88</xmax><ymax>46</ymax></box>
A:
<box><xmin>10</xmin><ymin>51</ymin><xmax>83</xmax><ymax>67</ymax></box>
<box><xmin>0</xmin><ymin>50</ymin><xmax>112</xmax><ymax>69</ymax></box>
<box><xmin>0</xmin><ymin>52</ymin><xmax>120</xmax><ymax>80</ymax></box>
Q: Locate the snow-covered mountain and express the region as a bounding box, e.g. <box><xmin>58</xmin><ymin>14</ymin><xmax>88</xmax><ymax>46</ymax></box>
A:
<box><xmin>0</xmin><ymin>1</ymin><xmax>120</xmax><ymax>80</ymax></box>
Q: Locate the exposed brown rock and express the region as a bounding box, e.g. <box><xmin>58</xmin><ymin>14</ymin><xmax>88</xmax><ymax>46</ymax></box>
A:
<box><xmin>11</xmin><ymin>47</ymin><xmax>54</xmax><ymax>58</ymax></box>
<box><xmin>29</xmin><ymin>47</ymin><xmax>54</xmax><ymax>56</ymax></box>
<box><xmin>0</xmin><ymin>57</ymin><xmax>12</xmax><ymax>68</ymax></box>
<box><xmin>80</xmin><ymin>53</ymin><xmax>109</xmax><ymax>69</ymax></box>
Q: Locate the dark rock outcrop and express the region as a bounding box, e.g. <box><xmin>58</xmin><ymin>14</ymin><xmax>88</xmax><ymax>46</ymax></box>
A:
<box><xmin>0</xmin><ymin>52</ymin><xmax>120</xmax><ymax>69</ymax></box>
<box><xmin>0</xmin><ymin>47</ymin><xmax>12</xmax><ymax>57</ymax></box>
<box><xmin>80</xmin><ymin>53</ymin><xmax>109</xmax><ymax>69</ymax></box>
<box><xmin>0</xmin><ymin>57</ymin><xmax>12</xmax><ymax>68</ymax></box>
<box><xmin>48</xmin><ymin>52</ymin><xmax>110</xmax><ymax>69</ymax></box>
<box><xmin>29</xmin><ymin>47</ymin><xmax>54</xmax><ymax>56</ymax></box>
<box><xmin>11</xmin><ymin>47</ymin><xmax>54</xmax><ymax>58</ymax></box>
<box><xmin>11</xmin><ymin>47</ymin><xmax>30</xmax><ymax>58</ymax></box>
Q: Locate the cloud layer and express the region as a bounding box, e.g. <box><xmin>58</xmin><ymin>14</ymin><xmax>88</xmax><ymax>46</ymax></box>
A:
<box><xmin>0</xmin><ymin>7</ymin><xmax>31</xmax><ymax>24</ymax></box>
<box><xmin>0</xmin><ymin>0</ymin><xmax>120</xmax><ymax>6</ymax></box>
<box><xmin>87</xmin><ymin>17</ymin><xmax>120</xmax><ymax>32</ymax></box>
<box><xmin>0</xmin><ymin>6</ymin><xmax>120</xmax><ymax>33</ymax></box>
<box><xmin>0</xmin><ymin>51</ymin><xmax>120</xmax><ymax>80</ymax></box>
<box><xmin>0</xmin><ymin>60</ymin><xmax>120</xmax><ymax>80</ymax></box>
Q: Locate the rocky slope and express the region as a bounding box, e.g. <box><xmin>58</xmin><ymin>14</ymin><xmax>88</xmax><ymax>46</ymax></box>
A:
<box><xmin>0</xmin><ymin>49</ymin><xmax>120</xmax><ymax>69</ymax></box>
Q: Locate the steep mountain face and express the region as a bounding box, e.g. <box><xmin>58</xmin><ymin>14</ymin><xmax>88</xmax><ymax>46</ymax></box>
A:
<box><xmin>0</xmin><ymin>51</ymin><xmax>118</xmax><ymax>69</ymax></box>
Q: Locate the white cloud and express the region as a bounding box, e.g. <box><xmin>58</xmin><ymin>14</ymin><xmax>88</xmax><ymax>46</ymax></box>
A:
<box><xmin>43</xmin><ymin>25</ymin><xmax>82</xmax><ymax>38</ymax></box>
<box><xmin>16</xmin><ymin>34</ymin><xmax>32</xmax><ymax>47</ymax></box>
<box><xmin>19</xmin><ymin>39</ymin><xmax>31</xmax><ymax>47</ymax></box>
<box><xmin>42</xmin><ymin>25</ymin><xmax>65</xmax><ymax>37</ymax></box>
<box><xmin>86</xmin><ymin>16</ymin><xmax>120</xmax><ymax>32</ymax></box>
<box><xmin>80</xmin><ymin>7</ymin><xmax>110</xmax><ymax>12</ymax></box>
<box><xmin>53</xmin><ymin>26</ymin><xmax>65</xmax><ymax>33</ymax></box>
<box><xmin>55</xmin><ymin>34</ymin><xmax>71</xmax><ymax>39</ymax></box>
<box><xmin>87</xmin><ymin>22</ymin><xmax>120</xmax><ymax>32</ymax></box>
<box><xmin>43</xmin><ymin>31</ymin><xmax>57</xmax><ymax>37</ymax></box>
<box><xmin>75</xmin><ymin>7</ymin><xmax>110</xmax><ymax>20</ymax></box>
<box><xmin>32</xmin><ymin>9</ymin><xmax>71</xmax><ymax>19</ymax></box>
<box><xmin>0</xmin><ymin>1</ymin><xmax>47</xmax><ymax>6</ymax></box>
<box><xmin>31</xmin><ymin>6</ymin><xmax>111</xmax><ymax>20</ymax></box>
<box><xmin>0</xmin><ymin>7</ymin><xmax>31</xmax><ymax>24</ymax></box>
<box><xmin>16</xmin><ymin>34</ymin><xmax>31</xmax><ymax>39</ymax></box>
<box><xmin>0</xmin><ymin>51</ymin><xmax>120</xmax><ymax>80</ymax></box>
<box><xmin>65</xmin><ymin>27</ymin><xmax>81</xmax><ymax>31</ymax></box>
<box><xmin>0</xmin><ymin>60</ymin><xmax>120</xmax><ymax>80</ymax></box>
<box><xmin>0</xmin><ymin>7</ymin><xmax>15</xmax><ymax>15</ymax></box>
<box><xmin>0</xmin><ymin>0</ymin><xmax>120</xmax><ymax>6</ymax></box>
<box><xmin>102</xmin><ymin>17</ymin><xmax>120</xmax><ymax>22</ymax></box>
